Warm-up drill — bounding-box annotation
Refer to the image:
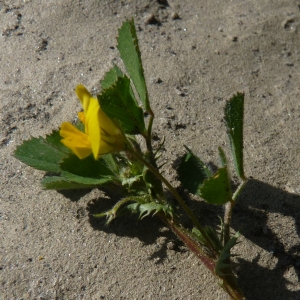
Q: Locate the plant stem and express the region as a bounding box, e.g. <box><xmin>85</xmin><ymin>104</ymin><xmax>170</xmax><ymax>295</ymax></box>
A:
<box><xmin>223</xmin><ymin>199</ymin><xmax>234</xmax><ymax>245</ymax></box>
<box><xmin>163</xmin><ymin>217</ymin><xmax>245</xmax><ymax>300</ymax></box>
<box><xmin>128</xmin><ymin>147</ymin><xmax>217</xmax><ymax>255</ymax></box>
<box><xmin>223</xmin><ymin>180</ymin><xmax>248</xmax><ymax>245</ymax></box>
<box><xmin>232</xmin><ymin>179</ymin><xmax>248</xmax><ymax>202</ymax></box>
<box><xmin>146</xmin><ymin>108</ymin><xmax>154</xmax><ymax>144</ymax></box>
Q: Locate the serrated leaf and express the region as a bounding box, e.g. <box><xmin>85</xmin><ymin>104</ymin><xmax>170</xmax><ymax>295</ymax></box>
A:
<box><xmin>41</xmin><ymin>176</ymin><xmax>104</xmax><ymax>190</ymax></box>
<box><xmin>121</xmin><ymin>175</ymin><xmax>142</xmax><ymax>188</ymax></box>
<box><xmin>101</xmin><ymin>64</ymin><xmax>124</xmax><ymax>90</ymax></box>
<box><xmin>45</xmin><ymin>130</ymin><xmax>70</xmax><ymax>152</ymax></box>
<box><xmin>93</xmin><ymin>195</ymin><xmax>151</xmax><ymax>224</ymax></box>
<box><xmin>199</xmin><ymin>167</ymin><xmax>232</xmax><ymax>205</ymax></box>
<box><xmin>177</xmin><ymin>147</ymin><xmax>212</xmax><ymax>195</ymax></box>
<box><xmin>117</xmin><ymin>19</ymin><xmax>150</xmax><ymax>111</ymax></box>
<box><xmin>98</xmin><ymin>75</ymin><xmax>146</xmax><ymax>135</ymax></box>
<box><xmin>224</xmin><ymin>92</ymin><xmax>245</xmax><ymax>180</ymax></box>
<box><xmin>124</xmin><ymin>202</ymin><xmax>174</xmax><ymax>220</ymax></box>
<box><xmin>14</xmin><ymin>131</ymin><xmax>70</xmax><ymax>173</ymax></box>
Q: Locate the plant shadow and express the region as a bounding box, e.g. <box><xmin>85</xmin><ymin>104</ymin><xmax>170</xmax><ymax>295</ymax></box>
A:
<box><xmin>63</xmin><ymin>178</ymin><xmax>300</xmax><ymax>299</ymax></box>
<box><xmin>231</xmin><ymin>179</ymin><xmax>300</xmax><ymax>300</ymax></box>
<box><xmin>188</xmin><ymin>178</ymin><xmax>300</xmax><ymax>299</ymax></box>
<box><xmin>86</xmin><ymin>190</ymin><xmax>185</xmax><ymax>264</ymax></box>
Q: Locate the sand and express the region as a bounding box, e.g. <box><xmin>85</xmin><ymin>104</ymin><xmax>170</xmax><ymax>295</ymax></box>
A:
<box><xmin>1</xmin><ymin>0</ymin><xmax>300</xmax><ymax>299</ymax></box>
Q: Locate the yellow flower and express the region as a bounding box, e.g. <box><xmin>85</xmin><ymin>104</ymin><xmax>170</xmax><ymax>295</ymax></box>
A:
<box><xmin>60</xmin><ymin>84</ymin><xmax>124</xmax><ymax>159</ymax></box>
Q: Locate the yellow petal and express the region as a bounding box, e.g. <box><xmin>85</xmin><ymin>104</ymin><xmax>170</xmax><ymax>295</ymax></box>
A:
<box><xmin>78</xmin><ymin>111</ymin><xmax>85</xmax><ymax>124</ymax></box>
<box><xmin>61</xmin><ymin>85</ymin><xmax>125</xmax><ymax>160</ymax></box>
<box><xmin>98</xmin><ymin>108</ymin><xmax>121</xmax><ymax>136</ymax></box>
<box><xmin>60</xmin><ymin>122</ymin><xmax>92</xmax><ymax>159</ymax></box>
<box><xmin>76</xmin><ymin>84</ymin><xmax>93</xmax><ymax>113</ymax></box>
<box><xmin>85</xmin><ymin>99</ymin><xmax>102</xmax><ymax>159</ymax></box>
<box><xmin>84</xmin><ymin>97</ymin><xmax>100</xmax><ymax>134</ymax></box>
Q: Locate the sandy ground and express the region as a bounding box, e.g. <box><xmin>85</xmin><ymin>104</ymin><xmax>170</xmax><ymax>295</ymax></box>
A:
<box><xmin>1</xmin><ymin>0</ymin><xmax>300</xmax><ymax>299</ymax></box>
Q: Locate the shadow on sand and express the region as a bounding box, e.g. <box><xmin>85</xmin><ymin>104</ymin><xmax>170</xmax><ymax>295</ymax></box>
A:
<box><xmin>83</xmin><ymin>178</ymin><xmax>300</xmax><ymax>299</ymax></box>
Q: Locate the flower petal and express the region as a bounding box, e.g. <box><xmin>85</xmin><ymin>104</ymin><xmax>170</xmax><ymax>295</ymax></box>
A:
<box><xmin>76</xmin><ymin>84</ymin><xmax>93</xmax><ymax>113</ymax></box>
<box><xmin>60</xmin><ymin>122</ymin><xmax>92</xmax><ymax>159</ymax></box>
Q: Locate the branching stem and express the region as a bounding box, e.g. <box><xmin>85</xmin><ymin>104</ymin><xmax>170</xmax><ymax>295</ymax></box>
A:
<box><xmin>128</xmin><ymin>146</ymin><xmax>217</xmax><ymax>255</ymax></box>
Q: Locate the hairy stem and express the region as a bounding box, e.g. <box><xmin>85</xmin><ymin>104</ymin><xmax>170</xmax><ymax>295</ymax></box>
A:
<box><xmin>128</xmin><ymin>148</ymin><xmax>217</xmax><ymax>255</ymax></box>
<box><xmin>223</xmin><ymin>200</ymin><xmax>234</xmax><ymax>245</ymax></box>
<box><xmin>223</xmin><ymin>180</ymin><xmax>247</xmax><ymax>245</ymax></box>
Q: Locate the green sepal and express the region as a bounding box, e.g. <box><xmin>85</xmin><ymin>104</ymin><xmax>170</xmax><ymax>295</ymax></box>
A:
<box><xmin>117</xmin><ymin>19</ymin><xmax>150</xmax><ymax>111</ymax></box>
<box><xmin>98</xmin><ymin>75</ymin><xmax>146</xmax><ymax>135</ymax></box>
<box><xmin>177</xmin><ymin>147</ymin><xmax>212</xmax><ymax>196</ymax></box>
<box><xmin>14</xmin><ymin>130</ymin><xmax>70</xmax><ymax>173</ymax></box>
<box><xmin>224</xmin><ymin>92</ymin><xmax>245</xmax><ymax>180</ymax></box>
<box><xmin>199</xmin><ymin>167</ymin><xmax>232</xmax><ymax>205</ymax></box>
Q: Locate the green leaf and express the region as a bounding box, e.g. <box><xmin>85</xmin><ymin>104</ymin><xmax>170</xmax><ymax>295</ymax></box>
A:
<box><xmin>117</xmin><ymin>19</ymin><xmax>150</xmax><ymax>111</ymax></box>
<box><xmin>14</xmin><ymin>131</ymin><xmax>69</xmax><ymax>173</ymax></box>
<box><xmin>94</xmin><ymin>196</ymin><xmax>175</xmax><ymax>224</ymax></box>
<box><xmin>124</xmin><ymin>202</ymin><xmax>174</xmax><ymax>220</ymax></box>
<box><xmin>224</xmin><ymin>92</ymin><xmax>245</xmax><ymax>180</ymax></box>
<box><xmin>193</xmin><ymin>226</ymin><xmax>223</xmax><ymax>252</ymax></box>
<box><xmin>101</xmin><ymin>64</ymin><xmax>124</xmax><ymax>90</ymax></box>
<box><xmin>101</xmin><ymin>153</ymin><xmax>119</xmax><ymax>174</ymax></box>
<box><xmin>93</xmin><ymin>195</ymin><xmax>151</xmax><ymax>224</ymax></box>
<box><xmin>45</xmin><ymin>130</ymin><xmax>70</xmax><ymax>152</ymax></box>
<box><xmin>98</xmin><ymin>75</ymin><xmax>146</xmax><ymax>135</ymax></box>
<box><xmin>60</xmin><ymin>153</ymin><xmax>117</xmax><ymax>180</ymax></box>
<box><xmin>177</xmin><ymin>147</ymin><xmax>212</xmax><ymax>195</ymax></box>
<box><xmin>199</xmin><ymin>167</ymin><xmax>232</xmax><ymax>205</ymax></box>
<box><xmin>215</xmin><ymin>232</ymin><xmax>239</xmax><ymax>277</ymax></box>
<box><xmin>41</xmin><ymin>176</ymin><xmax>105</xmax><ymax>190</ymax></box>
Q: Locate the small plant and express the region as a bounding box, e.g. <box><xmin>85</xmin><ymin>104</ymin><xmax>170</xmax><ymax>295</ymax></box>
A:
<box><xmin>14</xmin><ymin>19</ymin><xmax>248</xmax><ymax>299</ymax></box>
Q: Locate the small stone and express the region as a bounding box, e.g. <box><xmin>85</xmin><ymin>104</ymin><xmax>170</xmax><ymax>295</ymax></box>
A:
<box><xmin>171</xmin><ymin>12</ymin><xmax>180</xmax><ymax>20</ymax></box>
<box><xmin>144</xmin><ymin>14</ymin><xmax>160</xmax><ymax>25</ymax></box>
